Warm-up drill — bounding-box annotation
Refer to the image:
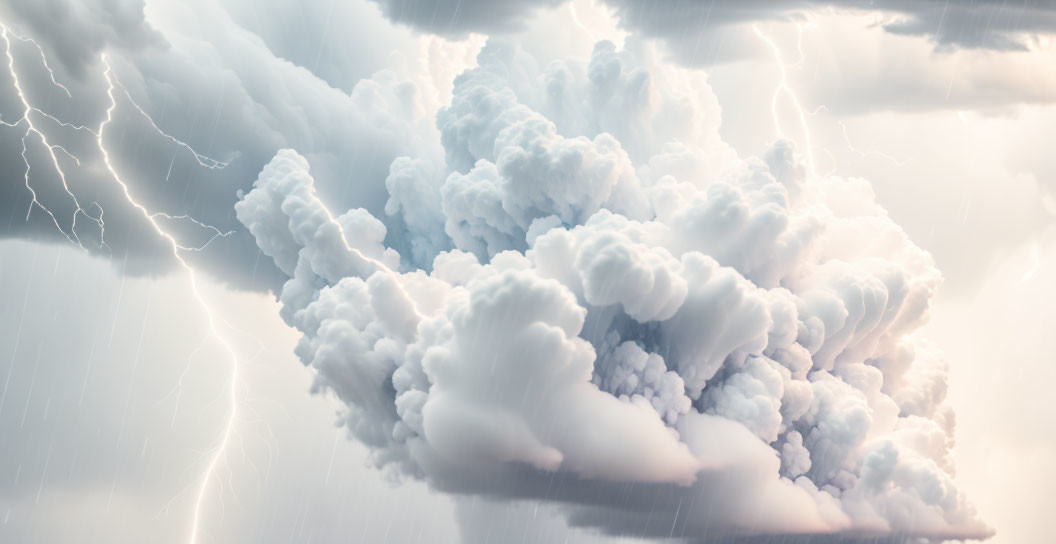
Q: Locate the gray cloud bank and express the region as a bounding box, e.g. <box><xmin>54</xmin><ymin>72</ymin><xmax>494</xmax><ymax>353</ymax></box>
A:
<box><xmin>373</xmin><ymin>0</ymin><xmax>1056</xmax><ymax>59</ymax></box>
<box><xmin>235</xmin><ymin>37</ymin><xmax>991</xmax><ymax>541</ymax></box>
<box><xmin>603</xmin><ymin>0</ymin><xmax>1056</xmax><ymax>63</ymax></box>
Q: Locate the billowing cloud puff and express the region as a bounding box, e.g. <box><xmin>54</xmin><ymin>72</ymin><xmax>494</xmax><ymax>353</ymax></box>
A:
<box><xmin>236</xmin><ymin>39</ymin><xmax>991</xmax><ymax>541</ymax></box>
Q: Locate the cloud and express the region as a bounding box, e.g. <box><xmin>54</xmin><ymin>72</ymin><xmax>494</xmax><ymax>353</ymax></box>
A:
<box><xmin>2</xmin><ymin>0</ymin><xmax>1050</xmax><ymax>297</ymax></box>
<box><xmin>924</xmin><ymin>229</ymin><xmax>1056</xmax><ymax>543</ymax></box>
<box><xmin>599</xmin><ymin>0</ymin><xmax>1056</xmax><ymax>62</ymax></box>
<box><xmin>219</xmin><ymin>0</ymin><xmax>419</xmax><ymax>94</ymax></box>
<box><xmin>369</xmin><ymin>0</ymin><xmax>565</xmax><ymax>35</ymax></box>
<box><xmin>599</xmin><ymin>1</ymin><xmax>1056</xmax><ymax>112</ymax></box>
<box><xmin>349</xmin><ymin>1</ymin><xmax>1056</xmax><ymax>124</ymax></box>
<box><xmin>788</xmin><ymin>12</ymin><xmax>1056</xmax><ymax>114</ymax></box>
<box><xmin>876</xmin><ymin>0</ymin><xmax>1056</xmax><ymax>51</ymax></box>
<box><xmin>1</xmin><ymin>0</ymin><xmax>164</xmax><ymax>78</ymax></box>
<box><xmin>235</xmin><ymin>38</ymin><xmax>991</xmax><ymax>540</ymax></box>
<box><xmin>0</xmin><ymin>0</ymin><xmax>479</xmax><ymax>291</ymax></box>
<box><xmin>0</xmin><ymin>0</ymin><xmax>1022</xmax><ymax>540</ymax></box>
<box><xmin>367</xmin><ymin>1</ymin><xmax>1056</xmax><ymax>60</ymax></box>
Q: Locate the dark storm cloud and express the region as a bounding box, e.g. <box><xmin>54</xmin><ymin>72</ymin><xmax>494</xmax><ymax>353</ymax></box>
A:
<box><xmin>601</xmin><ymin>0</ymin><xmax>1056</xmax><ymax>62</ymax></box>
<box><xmin>877</xmin><ymin>0</ymin><xmax>1056</xmax><ymax>50</ymax></box>
<box><xmin>0</xmin><ymin>0</ymin><xmax>443</xmax><ymax>292</ymax></box>
<box><xmin>372</xmin><ymin>0</ymin><xmax>1056</xmax><ymax>61</ymax></box>
<box><xmin>2</xmin><ymin>0</ymin><xmax>165</xmax><ymax>78</ymax></box>
<box><xmin>368</xmin><ymin>0</ymin><xmax>565</xmax><ymax>35</ymax></box>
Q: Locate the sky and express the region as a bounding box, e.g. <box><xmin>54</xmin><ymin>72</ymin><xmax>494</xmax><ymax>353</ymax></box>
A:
<box><xmin>0</xmin><ymin>0</ymin><xmax>1054</xmax><ymax>543</ymax></box>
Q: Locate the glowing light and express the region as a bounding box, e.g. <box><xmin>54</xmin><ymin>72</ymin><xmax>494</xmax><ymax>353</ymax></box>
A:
<box><xmin>753</xmin><ymin>24</ymin><xmax>818</xmax><ymax>177</ymax></box>
<box><xmin>97</xmin><ymin>56</ymin><xmax>239</xmax><ymax>544</ymax></box>
<box><xmin>5</xmin><ymin>27</ymin><xmax>70</xmax><ymax>98</ymax></box>
<box><xmin>289</xmin><ymin>167</ymin><xmax>426</xmax><ymax>320</ymax></box>
<box><xmin>0</xmin><ymin>21</ymin><xmax>243</xmax><ymax>543</ymax></box>
<box><xmin>568</xmin><ymin>1</ymin><xmax>598</xmax><ymax>43</ymax></box>
<box><xmin>1</xmin><ymin>24</ymin><xmax>105</xmax><ymax>251</ymax></box>
<box><xmin>755</xmin><ymin>23</ymin><xmax>906</xmax><ymax>174</ymax></box>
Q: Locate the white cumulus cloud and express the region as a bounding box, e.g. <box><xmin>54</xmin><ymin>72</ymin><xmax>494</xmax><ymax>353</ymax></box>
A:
<box><xmin>235</xmin><ymin>37</ymin><xmax>991</xmax><ymax>541</ymax></box>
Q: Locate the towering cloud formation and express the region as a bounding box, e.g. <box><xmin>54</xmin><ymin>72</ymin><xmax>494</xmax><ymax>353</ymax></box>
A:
<box><xmin>236</xmin><ymin>40</ymin><xmax>990</xmax><ymax>540</ymax></box>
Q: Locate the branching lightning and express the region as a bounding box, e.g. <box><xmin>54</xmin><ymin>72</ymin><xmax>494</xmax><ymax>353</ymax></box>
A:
<box><xmin>95</xmin><ymin>55</ymin><xmax>240</xmax><ymax>544</ymax></box>
<box><xmin>1</xmin><ymin>24</ymin><xmax>106</xmax><ymax>251</ymax></box>
<box><xmin>838</xmin><ymin>120</ymin><xmax>911</xmax><ymax>166</ymax></box>
<box><xmin>755</xmin><ymin>22</ymin><xmax>909</xmax><ymax>178</ymax></box>
<box><xmin>151</xmin><ymin>212</ymin><xmax>236</xmax><ymax>252</ymax></box>
<box><xmin>753</xmin><ymin>23</ymin><xmax>818</xmax><ymax>177</ymax></box>
<box><xmin>5</xmin><ymin>27</ymin><xmax>70</xmax><ymax>98</ymax></box>
<box><xmin>112</xmin><ymin>78</ymin><xmax>231</xmax><ymax>170</ymax></box>
<box><xmin>568</xmin><ymin>1</ymin><xmax>598</xmax><ymax>43</ymax></box>
<box><xmin>299</xmin><ymin>176</ymin><xmax>426</xmax><ymax>320</ymax></box>
<box><xmin>0</xmin><ymin>21</ymin><xmax>243</xmax><ymax>544</ymax></box>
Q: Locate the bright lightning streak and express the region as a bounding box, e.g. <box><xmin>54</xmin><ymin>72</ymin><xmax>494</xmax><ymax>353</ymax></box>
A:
<box><xmin>111</xmin><ymin>79</ymin><xmax>231</xmax><ymax>170</ymax></box>
<box><xmin>791</xmin><ymin>21</ymin><xmax>807</xmax><ymax>69</ymax></box>
<box><xmin>5</xmin><ymin>27</ymin><xmax>70</xmax><ymax>98</ymax></box>
<box><xmin>753</xmin><ymin>24</ymin><xmax>818</xmax><ymax>177</ymax></box>
<box><xmin>568</xmin><ymin>1</ymin><xmax>598</xmax><ymax>43</ymax></box>
<box><xmin>1</xmin><ymin>24</ymin><xmax>105</xmax><ymax>250</ymax></box>
<box><xmin>287</xmin><ymin>167</ymin><xmax>426</xmax><ymax>321</ymax></box>
<box><xmin>152</xmin><ymin>212</ymin><xmax>237</xmax><ymax>252</ymax></box>
<box><xmin>0</xmin><ymin>21</ymin><xmax>243</xmax><ymax>543</ymax></box>
<box><xmin>96</xmin><ymin>56</ymin><xmax>238</xmax><ymax>544</ymax></box>
<box><xmin>2</xmin><ymin>21</ymin><xmax>416</xmax><ymax>544</ymax></box>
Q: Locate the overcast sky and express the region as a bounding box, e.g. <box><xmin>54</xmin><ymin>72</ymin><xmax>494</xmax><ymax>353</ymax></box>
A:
<box><xmin>1</xmin><ymin>1</ymin><xmax>1054</xmax><ymax>543</ymax></box>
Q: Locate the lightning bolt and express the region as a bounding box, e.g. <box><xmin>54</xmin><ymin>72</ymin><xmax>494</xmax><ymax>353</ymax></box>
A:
<box><xmin>4</xmin><ymin>27</ymin><xmax>70</xmax><ymax>98</ymax></box>
<box><xmin>110</xmin><ymin>77</ymin><xmax>231</xmax><ymax>170</ymax></box>
<box><xmin>96</xmin><ymin>56</ymin><xmax>240</xmax><ymax>544</ymax></box>
<box><xmin>291</xmin><ymin>168</ymin><xmax>427</xmax><ymax>320</ymax></box>
<box><xmin>755</xmin><ymin>22</ymin><xmax>908</xmax><ymax>178</ymax></box>
<box><xmin>2</xmin><ymin>18</ymin><xmax>430</xmax><ymax>544</ymax></box>
<box><xmin>1</xmin><ymin>24</ymin><xmax>106</xmax><ymax>251</ymax></box>
<box><xmin>753</xmin><ymin>23</ymin><xmax>819</xmax><ymax>177</ymax></box>
<box><xmin>568</xmin><ymin>1</ymin><xmax>598</xmax><ymax>43</ymax></box>
<box><xmin>0</xmin><ymin>21</ymin><xmax>243</xmax><ymax>544</ymax></box>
